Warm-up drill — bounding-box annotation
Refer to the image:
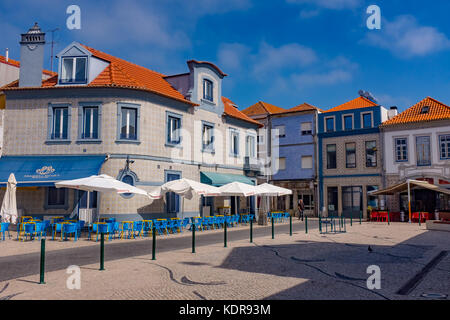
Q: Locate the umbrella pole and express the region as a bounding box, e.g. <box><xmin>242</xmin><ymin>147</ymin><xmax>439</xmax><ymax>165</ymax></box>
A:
<box><xmin>182</xmin><ymin>197</ymin><xmax>184</xmax><ymax>220</ymax></box>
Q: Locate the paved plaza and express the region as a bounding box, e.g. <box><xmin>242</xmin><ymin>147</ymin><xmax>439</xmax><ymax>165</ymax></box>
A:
<box><xmin>0</xmin><ymin>221</ymin><xmax>449</xmax><ymax>300</ymax></box>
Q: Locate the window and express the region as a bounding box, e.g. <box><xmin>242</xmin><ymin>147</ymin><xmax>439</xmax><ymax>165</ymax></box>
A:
<box><xmin>202</xmin><ymin>123</ymin><xmax>214</xmax><ymax>151</ymax></box>
<box><xmin>275</xmin><ymin>125</ymin><xmax>285</xmax><ymax>138</ymax></box>
<box><xmin>421</xmin><ymin>106</ymin><xmax>430</xmax><ymax>114</ymax></box>
<box><xmin>327</xmin><ymin>144</ymin><xmax>337</xmax><ymax>169</ymax></box>
<box><xmin>119</xmin><ymin>174</ymin><xmax>137</xmax><ymax>198</ymax></box>
<box><xmin>395</xmin><ymin>138</ymin><xmax>408</xmax><ymax>162</ymax></box>
<box><xmin>167</xmin><ymin>115</ymin><xmax>181</xmax><ymax>145</ymax></box>
<box><xmin>52</xmin><ymin>107</ymin><xmax>69</xmax><ymax>139</ymax></box>
<box><xmin>301</xmin><ymin>156</ymin><xmax>313</xmax><ymax>169</ymax></box>
<box><xmin>346</xmin><ymin>142</ymin><xmax>356</xmax><ymax>168</ymax></box>
<box><xmin>245</xmin><ymin>135</ymin><xmax>256</xmax><ymax>158</ymax></box>
<box><xmin>416</xmin><ymin>136</ymin><xmax>431</xmax><ymax>166</ymax></box>
<box><xmin>120</xmin><ymin>107</ymin><xmax>137</xmax><ymax>140</ymax></box>
<box><xmin>61</xmin><ymin>57</ymin><xmax>87</xmax><ymax>83</ymax></box>
<box><xmin>298</xmin><ymin>193</ymin><xmax>314</xmax><ymax>211</ymax></box>
<box><xmin>47</xmin><ymin>187</ymin><xmax>67</xmax><ymax>207</ymax></box>
<box><xmin>362</xmin><ymin>113</ymin><xmax>372</xmax><ymax>128</ymax></box>
<box><xmin>440</xmin><ymin>135</ymin><xmax>450</xmax><ymax>159</ymax></box>
<box><xmin>82</xmin><ymin>106</ymin><xmax>99</xmax><ymax>139</ymax></box>
<box><xmin>230</xmin><ymin>129</ymin><xmax>239</xmax><ymax>156</ymax></box>
<box><xmin>343</xmin><ymin>115</ymin><xmax>353</xmax><ymax>130</ymax></box>
<box><xmin>203</xmin><ymin>79</ymin><xmax>213</xmax><ymax>102</ymax></box>
<box><xmin>278</xmin><ymin>157</ymin><xmax>286</xmax><ymax>170</ymax></box>
<box><xmin>301</xmin><ymin>122</ymin><xmax>312</xmax><ymax>135</ymax></box>
<box><xmin>365</xmin><ymin>141</ymin><xmax>377</xmax><ymax>167</ymax></box>
<box><xmin>166</xmin><ymin>172</ymin><xmax>181</xmax><ymax>213</ymax></box>
<box><xmin>325</xmin><ymin>117</ymin><xmax>335</xmax><ymax>132</ymax></box>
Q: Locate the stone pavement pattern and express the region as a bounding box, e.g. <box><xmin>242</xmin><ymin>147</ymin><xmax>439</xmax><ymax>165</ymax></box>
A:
<box><xmin>0</xmin><ymin>222</ymin><xmax>449</xmax><ymax>300</ymax></box>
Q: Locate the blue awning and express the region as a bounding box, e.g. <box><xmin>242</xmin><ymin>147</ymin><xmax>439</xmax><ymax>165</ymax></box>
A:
<box><xmin>200</xmin><ymin>171</ymin><xmax>255</xmax><ymax>186</ymax></box>
<box><xmin>0</xmin><ymin>155</ymin><xmax>106</xmax><ymax>187</ymax></box>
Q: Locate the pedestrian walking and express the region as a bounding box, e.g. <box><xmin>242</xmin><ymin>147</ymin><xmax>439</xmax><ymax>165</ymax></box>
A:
<box><xmin>298</xmin><ymin>199</ymin><xmax>305</xmax><ymax>221</ymax></box>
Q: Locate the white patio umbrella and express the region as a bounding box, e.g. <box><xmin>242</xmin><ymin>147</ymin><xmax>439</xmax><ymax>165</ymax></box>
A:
<box><xmin>254</xmin><ymin>183</ymin><xmax>292</xmax><ymax>223</ymax></box>
<box><xmin>218</xmin><ymin>182</ymin><xmax>258</xmax><ymax>215</ymax></box>
<box><xmin>1</xmin><ymin>173</ymin><xmax>18</xmax><ymax>224</ymax></box>
<box><xmin>55</xmin><ymin>174</ymin><xmax>155</xmax><ymax>222</ymax></box>
<box><xmin>157</xmin><ymin>178</ymin><xmax>221</xmax><ymax>219</ymax></box>
<box><xmin>255</xmin><ymin>183</ymin><xmax>292</xmax><ymax>196</ymax></box>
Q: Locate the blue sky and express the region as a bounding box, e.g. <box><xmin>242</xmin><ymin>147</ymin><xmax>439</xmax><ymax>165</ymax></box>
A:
<box><xmin>1</xmin><ymin>0</ymin><xmax>450</xmax><ymax>112</ymax></box>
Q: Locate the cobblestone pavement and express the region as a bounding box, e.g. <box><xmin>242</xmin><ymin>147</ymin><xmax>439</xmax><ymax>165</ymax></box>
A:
<box><xmin>0</xmin><ymin>222</ymin><xmax>448</xmax><ymax>300</ymax></box>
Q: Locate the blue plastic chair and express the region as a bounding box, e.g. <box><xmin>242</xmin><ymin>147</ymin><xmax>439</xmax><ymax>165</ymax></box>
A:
<box><xmin>22</xmin><ymin>223</ymin><xmax>37</xmax><ymax>241</ymax></box>
<box><xmin>143</xmin><ymin>220</ymin><xmax>153</xmax><ymax>236</ymax></box>
<box><xmin>181</xmin><ymin>218</ymin><xmax>190</xmax><ymax>232</ymax></box>
<box><xmin>189</xmin><ymin>217</ymin><xmax>202</xmax><ymax>231</ymax></box>
<box><xmin>0</xmin><ymin>223</ymin><xmax>11</xmax><ymax>241</ymax></box>
<box><xmin>96</xmin><ymin>223</ymin><xmax>110</xmax><ymax>241</ymax></box>
<box><xmin>133</xmin><ymin>221</ymin><xmax>143</xmax><ymax>238</ymax></box>
<box><xmin>120</xmin><ymin>222</ymin><xmax>133</xmax><ymax>239</ymax></box>
<box><xmin>154</xmin><ymin>220</ymin><xmax>166</xmax><ymax>235</ymax></box>
<box><xmin>62</xmin><ymin>223</ymin><xmax>78</xmax><ymax>242</ymax></box>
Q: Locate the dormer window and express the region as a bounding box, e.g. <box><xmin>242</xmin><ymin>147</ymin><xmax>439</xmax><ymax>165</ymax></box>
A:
<box><xmin>203</xmin><ymin>79</ymin><xmax>213</xmax><ymax>102</ymax></box>
<box><xmin>421</xmin><ymin>106</ymin><xmax>430</xmax><ymax>114</ymax></box>
<box><xmin>61</xmin><ymin>57</ymin><xmax>87</xmax><ymax>84</ymax></box>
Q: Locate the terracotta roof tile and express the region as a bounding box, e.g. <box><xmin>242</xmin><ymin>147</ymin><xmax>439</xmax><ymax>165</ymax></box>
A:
<box><xmin>1</xmin><ymin>46</ymin><xmax>196</xmax><ymax>106</ymax></box>
<box><xmin>276</xmin><ymin>102</ymin><xmax>323</xmax><ymax>114</ymax></box>
<box><xmin>325</xmin><ymin>96</ymin><xmax>378</xmax><ymax>113</ymax></box>
<box><xmin>222</xmin><ymin>97</ymin><xmax>262</xmax><ymax>127</ymax></box>
<box><xmin>0</xmin><ymin>55</ymin><xmax>56</xmax><ymax>77</ymax></box>
<box><xmin>242</xmin><ymin>101</ymin><xmax>285</xmax><ymax>116</ymax></box>
<box><xmin>381</xmin><ymin>97</ymin><xmax>450</xmax><ymax>127</ymax></box>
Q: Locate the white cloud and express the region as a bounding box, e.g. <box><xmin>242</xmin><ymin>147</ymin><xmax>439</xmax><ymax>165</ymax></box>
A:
<box><xmin>217</xmin><ymin>43</ymin><xmax>252</xmax><ymax>73</ymax></box>
<box><xmin>299</xmin><ymin>9</ymin><xmax>321</xmax><ymax>19</ymax></box>
<box><xmin>252</xmin><ymin>42</ymin><xmax>318</xmax><ymax>76</ymax></box>
<box><xmin>287</xmin><ymin>0</ymin><xmax>362</xmax><ymax>10</ymax></box>
<box><xmin>363</xmin><ymin>15</ymin><xmax>450</xmax><ymax>58</ymax></box>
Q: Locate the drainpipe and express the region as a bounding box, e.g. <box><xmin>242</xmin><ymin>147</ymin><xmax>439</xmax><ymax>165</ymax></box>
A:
<box><xmin>314</xmin><ymin>110</ymin><xmax>320</xmax><ymax>217</ymax></box>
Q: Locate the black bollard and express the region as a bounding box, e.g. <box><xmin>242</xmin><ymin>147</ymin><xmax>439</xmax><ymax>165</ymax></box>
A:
<box><xmin>289</xmin><ymin>214</ymin><xmax>292</xmax><ymax>236</ymax></box>
<box><xmin>99</xmin><ymin>233</ymin><xmax>105</xmax><ymax>271</ymax></box>
<box><xmin>192</xmin><ymin>224</ymin><xmax>196</xmax><ymax>253</ymax></box>
<box><xmin>271</xmin><ymin>217</ymin><xmax>274</xmax><ymax>239</ymax></box>
<box><xmin>152</xmin><ymin>226</ymin><xmax>156</xmax><ymax>260</ymax></box>
<box><xmin>250</xmin><ymin>219</ymin><xmax>253</xmax><ymax>243</ymax></box>
<box><xmin>39</xmin><ymin>238</ymin><xmax>46</xmax><ymax>284</ymax></box>
<box><xmin>224</xmin><ymin>221</ymin><xmax>227</xmax><ymax>248</ymax></box>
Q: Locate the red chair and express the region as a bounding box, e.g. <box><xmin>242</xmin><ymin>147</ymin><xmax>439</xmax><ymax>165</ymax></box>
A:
<box><xmin>371</xmin><ymin>211</ymin><xmax>379</xmax><ymax>221</ymax></box>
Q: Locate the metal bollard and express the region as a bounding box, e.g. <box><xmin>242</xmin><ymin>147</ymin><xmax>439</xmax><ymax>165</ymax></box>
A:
<box><xmin>192</xmin><ymin>224</ymin><xmax>196</xmax><ymax>253</ymax></box>
<box><xmin>224</xmin><ymin>221</ymin><xmax>227</xmax><ymax>248</ymax></box>
<box><xmin>388</xmin><ymin>212</ymin><xmax>390</xmax><ymax>225</ymax></box>
<box><xmin>152</xmin><ymin>226</ymin><xmax>156</xmax><ymax>260</ymax></box>
<box><xmin>350</xmin><ymin>215</ymin><xmax>353</xmax><ymax>226</ymax></box>
<box><xmin>39</xmin><ymin>238</ymin><xmax>46</xmax><ymax>284</ymax></box>
<box><xmin>419</xmin><ymin>212</ymin><xmax>421</xmax><ymax>226</ymax></box>
<box><xmin>359</xmin><ymin>212</ymin><xmax>362</xmax><ymax>225</ymax></box>
<box><xmin>100</xmin><ymin>233</ymin><xmax>105</xmax><ymax>271</ymax></box>
<box><xmin>289</xmin><ymin>214</ymin><xmax>292</xmax><ymax>236</ymax></box>
<box><xmin>250</xmin><ymin>219</ymin><xmax>253</xmax><ymax>243</ymax></box>
<box><xmin>305</xmin><ymin>215</ymin><xmax>308</xmax><ymax>234</ymax></box>
<box><xmin>271</xmin><ymin>217</ymin><xmax>274</xmax><ymax>239</ymax></box>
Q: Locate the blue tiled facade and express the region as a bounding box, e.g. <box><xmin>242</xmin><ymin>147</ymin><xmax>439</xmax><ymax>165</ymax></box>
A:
<box><xmin>317</xmin><ymin>102</ymin><xmax>387</xmax><ymax>218</ymax></box>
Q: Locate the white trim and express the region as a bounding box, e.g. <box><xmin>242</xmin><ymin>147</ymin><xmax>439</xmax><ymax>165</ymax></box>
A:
<box><xmin>324</xmin><ymin>116</ymin><xmax>336</xmax><ymax>132</ymax></box>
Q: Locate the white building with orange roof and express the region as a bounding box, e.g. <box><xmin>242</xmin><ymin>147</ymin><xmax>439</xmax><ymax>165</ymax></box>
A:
<box><xmin>380</xmin><ymin>97</ymin><xmax>450</xmax><ymax>214</ymax></box>
<box><xmin>0</xmin><ymin>23</ymin><xmax>261</xmax><ymax>221</ymax></box>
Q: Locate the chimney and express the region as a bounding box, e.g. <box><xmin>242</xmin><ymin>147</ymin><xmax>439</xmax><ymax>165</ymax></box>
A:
<box><xmin>388</xmin><ymin>106</ymin><xmax>398</xmax><ymax>119</ymax></box>
<box><xmin>5</xmin><ymin>48</ymin><xmax>8</xmax><ymax>62</ymax></box>
<box><xmin>19</xmin><ymin>22</ymin><xmax>46</xmax><ymax>87</ymax></box>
